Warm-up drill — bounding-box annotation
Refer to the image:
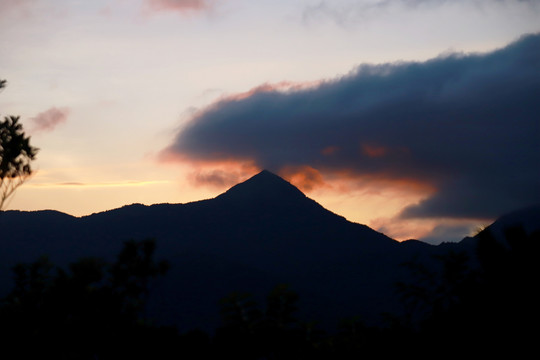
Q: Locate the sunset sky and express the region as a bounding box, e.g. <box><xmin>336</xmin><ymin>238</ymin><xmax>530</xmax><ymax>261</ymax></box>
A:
<box><xmin>1</xmin><ymin>0</ymin><xmax>539</xmax><ymax>244</ymax></box>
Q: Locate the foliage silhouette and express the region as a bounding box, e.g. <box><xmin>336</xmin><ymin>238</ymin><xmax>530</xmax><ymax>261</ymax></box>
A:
<box><xmin>213</xmin><ymin>284</ymin><xmax>342</xmax><ymax>359</ymax></box>
<box><xmin>396</xmin><ymin>225</ymin><xmax>539</xmax><ymax>356</ymax></box>
<box><xmin>0</xmin><ymin>238</ymin><xmax>172</xmax><ymax>359</ymax></box>
<box><xmin>1</xmin><ymin>217</ymin><xmax>537</xmax><ymax>358</ymax></box>
<box><xmin>0</xmin><ymin>79</ymin><xmax>39</xmax><ymax>210</ymax></box>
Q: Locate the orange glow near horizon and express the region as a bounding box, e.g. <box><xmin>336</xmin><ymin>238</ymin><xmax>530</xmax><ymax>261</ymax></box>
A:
<box><xmin>6</xmin><ymin>149</ymin><xmax>469</xmax><ymax>243</ymax></box>
<box><xmin>6</xmin><ymin>161</ymin><xmax>481</xmax><ymax>242</ymax></box>
<box><xmin>153</xmin><ymin>153</ymin><xmax>445</xmax><ymax>241</ymax></box>
<box><xmin>270</xmin><ymin>165</ymin><xmax>443</xmax><ymax>241</ymax></box>
<box><xmin>25</xmin><ymin>180</ymin><xmax>172</xmax><ymax>189</ymax></box>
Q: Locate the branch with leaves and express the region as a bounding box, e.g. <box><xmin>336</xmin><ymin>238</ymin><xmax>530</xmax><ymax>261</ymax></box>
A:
<box><xmin>0</xmin><ymin>80</ymin><xmax>38</xmax><ymax>210</ymax></box>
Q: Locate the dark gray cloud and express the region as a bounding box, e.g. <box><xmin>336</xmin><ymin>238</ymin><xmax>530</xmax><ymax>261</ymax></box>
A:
<box><xmin>163</xmin><ymin>33</ymin><xmax>540</xmax><ymax>220</ymax></box>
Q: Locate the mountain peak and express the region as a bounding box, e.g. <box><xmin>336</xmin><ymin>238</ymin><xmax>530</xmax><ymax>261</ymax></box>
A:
<box><xmin>249</xmin><ymin>169</ymin><xmax>294</xmax><ymax>187</ymax></box>
<box><xmin>216</xmin><ymin>170</ymin><xmax>306</xmax><ymax>203</ymax></box>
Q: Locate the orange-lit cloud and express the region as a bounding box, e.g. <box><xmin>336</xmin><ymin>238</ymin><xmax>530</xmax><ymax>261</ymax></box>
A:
<box><xmin>30</xmin><ymin>107</ymin><xmax>69</xmax><ymax>133</ymax></box>
<box><xmin>321</xmin><ymin>146</ymin><xmax>339</xmax><ymax>156</ymax></box>
<box><xmin>369</xmin><ymin>216</ymin><xmax>482</xmax><ymax>244</ymax></box>
<box><xmin>159</xmin><ymin>146</ymin><xmax>261</xmax><ymax>189</ymax></box>
<box><xmin>361</xmin><ymin>144</ymin><xmax>387</xmax><ymax>158</ymax></box>
<box><xmin>188</xmin><ymin>167</ymin><xmax>254</xmax><ymax>189</ymax></box>
<box><xmin>279</xmin><ymin>166</ymin><xmax>327</xmax><ymax>192</ymax></box>
<box><xmin>164</xmin><ymin>157</ymin><xmax>260</xmax><ymax>189</ymax></box>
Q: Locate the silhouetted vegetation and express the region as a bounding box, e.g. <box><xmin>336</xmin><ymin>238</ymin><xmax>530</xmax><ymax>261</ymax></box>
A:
<box><xmin>0</xmin><ymin>79</ymin><xmax>39</xmax><ymax>210</ymax></box>
<box><xmin>1</xmin><ymin>226</ymin><xmax>537</xmax><ymax>358</ymax></box>
<box><xmin>0</xmin><ymin>238</ymin><xmax>172</xmax><ymax>359</ymax></box>
<box><xmin>395</xmin><ymin>225</ymin><xmax>539</xmax><ymax>356</ymax></box>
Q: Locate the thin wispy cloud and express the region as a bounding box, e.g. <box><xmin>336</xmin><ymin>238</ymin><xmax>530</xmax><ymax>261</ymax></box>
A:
<box><xmin>28</xmin><ymin>180</ymin><xmax>171</xmax><ymax>189</ymax></box>
<box><xmin>30</xmin><ymin>107</ymin><xmax>69</xmax><ymax>133</ymax></box>
<box><xmin>303</xmin><ymin>0</ymin><xmax>540</xmax><ymax>26</ymax></box>
<box><xmin>188</xmin><ymin>169</ymin><xmax>245</xmax><ymax>188</ymax></box>
<box><xmin>162</xmin><ymin>33</ymin><xmax>540</xmax><ymax>221</ymax></box>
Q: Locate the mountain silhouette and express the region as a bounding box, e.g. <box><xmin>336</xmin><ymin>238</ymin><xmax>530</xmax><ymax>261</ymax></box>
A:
<box><xmin>1</xmin><ymin>170</ymin><xmax>536</xmax><ymax>332</ymax></box>
<box><xmin>218</xmin><ymin>169</ymin><xmax>306</xmax><ymax>202</ymax></box>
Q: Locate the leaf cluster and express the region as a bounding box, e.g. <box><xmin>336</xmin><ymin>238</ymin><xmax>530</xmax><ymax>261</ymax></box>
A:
<box><xmin>0</xmin><ymin>79</ymin><xmax>39</xmax><ymax>209</ymax></box>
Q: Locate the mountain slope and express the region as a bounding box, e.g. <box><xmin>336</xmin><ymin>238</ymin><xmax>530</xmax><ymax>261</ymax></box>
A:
<box><xmin>0</xmin><ymin>171</ymin><xmax>443</xmax><ymax>331</ymax></box>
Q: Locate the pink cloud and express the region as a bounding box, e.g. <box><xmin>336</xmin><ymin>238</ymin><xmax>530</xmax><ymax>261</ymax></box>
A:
<box><xmin>0</xmin><ymin>0</ymin><xmax>38</xmax><ymax>20</ymax></box>
<box><xmin>144</xmin><ymin>0</ymin><xmax>213</xmax><ymax>13</ymax></box>
<box><xmin>30</xmin><ymin>107</ymin><xmax>69</xmax><ymax>133</ymax></box>
<box><xmin>0</xmin><ymin>0</ymin><xmax>34</xmax><ymax>12</ymax></box>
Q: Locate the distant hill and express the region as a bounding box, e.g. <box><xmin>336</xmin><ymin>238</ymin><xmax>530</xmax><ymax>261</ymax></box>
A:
<box><xmin>1</xmin><ymin>170</ymin><xmax>537</xmax><ymax>332</ymax></box>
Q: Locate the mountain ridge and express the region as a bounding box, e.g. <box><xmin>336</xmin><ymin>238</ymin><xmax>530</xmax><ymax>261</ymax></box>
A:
<box><xmin>1</xmin><ymin>170</ymin><xmax>536</xmax><ymax>332</ymax></box>
<box><xmin>0</xmin><ymin>170</ymin><xmax>411</xmax><ymax>330</ymax></box>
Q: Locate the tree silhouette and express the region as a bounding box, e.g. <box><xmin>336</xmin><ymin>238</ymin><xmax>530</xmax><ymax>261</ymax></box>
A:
<box><xmin>214</xmin><ymin>284</ymin><xmax>331</xmax><ymax>359</ymax></box>
<box><xmin>395</xmin><ymin>225</ymin><xmax>540</xmax><ymax>356</ymax></box>
<box><xmin>0</xmin><ymin>238</ymin><xmax>171</xmax><ymax>359</ymax></box>
<box><xmin>265</xmin><ymin>283</ymin><xmax>299</xmax><ymax>329</ymax></box>
<box><xmin>0</xmin><ymin>79</ymin><xmax>39</xmax><ymax>210</ymax></box>
<box><xmin>472</xmin><ymin>226</ymin><xmax>540</xmax><ymax>354</ymax></box>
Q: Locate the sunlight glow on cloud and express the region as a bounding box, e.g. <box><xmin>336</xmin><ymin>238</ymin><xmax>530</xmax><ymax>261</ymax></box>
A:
<box><xmin>188</xmin><ymin>169</ymin><xmax>249</xmax><ymax>189</ymax></box>
<box><xmin>158</xmin><ymin>149</ymin><xmax>259</xmax><ymax>188</ymax></box>
<box><xmin>279</xmin><ymin>166</ymin><xmax>327</xmax><ymax>193</ymax></box>
<box><xmin>187</xmin><ymin>162</ymin><xmax>259</xmax><ymax>189</ymax></box>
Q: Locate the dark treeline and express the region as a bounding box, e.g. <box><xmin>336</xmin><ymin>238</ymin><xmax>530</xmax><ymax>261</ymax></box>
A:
<box><xmin>1</xmin><ymin>227</ymin><xmax>538</xmax><ymax>359</ymax></box>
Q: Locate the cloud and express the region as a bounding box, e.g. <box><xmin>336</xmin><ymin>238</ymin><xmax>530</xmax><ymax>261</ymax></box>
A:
<box><xmin>144</xmin><ymin>0</ymin><xmax>215</xmax><ymax>14</ymax></box>
<box><xmin>28</xmin><ymin>180</ymin><xmax>170</xmax><ymax>189</ymax></box>
<box><xmin>0</xmin><ymin>0</ymin><xmax>40</xmax><ymax>21</ymax></box>
<box><xmin>279</xmin><ymin>166</ymin><xmax>327</xmax><ymax>192</ymax></box>
<box><xmin>162</xmin><ymin>33</ymin><xmax>540</xmax><ymax>220</ymax></box>
<box><xmin>30</xmin><ymin>107</ymin><xmax>69</xmax><ymax>133</ymax></box>
<box><xmin>0</xmin><ymin>0</ymin><xmax>35</xmax><ymax>13</ymax></box>
<box><xmin>189</xmin><ymin>169</ymin><xmax>244</xmax><ymax>188</ymax></box>
<box><xmin>302</xmin><ymin>0</ymin><xmax>540</xmax><ymax>26</ymax></box>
